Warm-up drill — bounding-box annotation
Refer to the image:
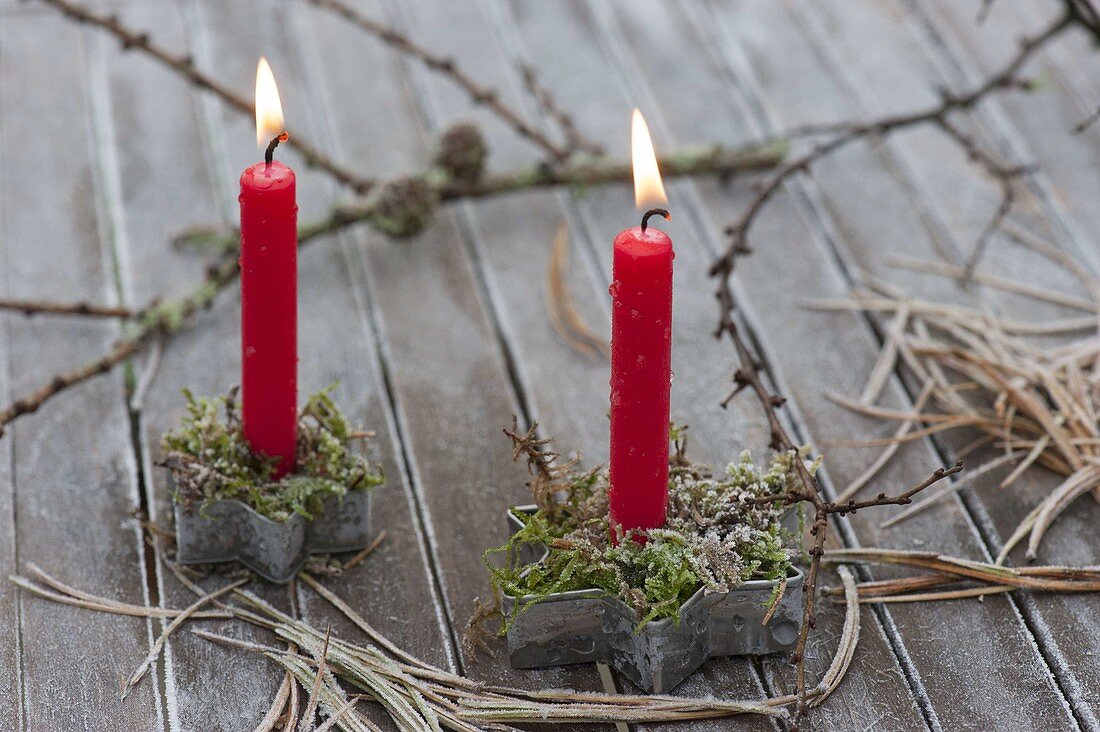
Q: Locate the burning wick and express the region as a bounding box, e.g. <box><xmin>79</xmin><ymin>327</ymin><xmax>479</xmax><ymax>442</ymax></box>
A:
<box><xmin>640</xmin><ymin>207</ymin><xmax>670</xmax><ymax>234</ymax></box>
<box><xmin>265</xmin><ymin>132</ymin><xmax>290</xmax><ymax>168</ymax></box>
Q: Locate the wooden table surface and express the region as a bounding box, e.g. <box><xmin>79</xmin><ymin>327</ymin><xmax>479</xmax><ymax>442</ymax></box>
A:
<box><xmin>1</xmin><ymin>0</ymin><xmax>1098</xmax><ymax>729</ymax></box>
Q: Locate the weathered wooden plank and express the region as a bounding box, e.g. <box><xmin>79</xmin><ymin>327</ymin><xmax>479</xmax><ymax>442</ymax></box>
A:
<box><xmin>778</xmin><ymin>0</ymin><xmax>1100</xmax><ymax>726</ymax></box>
<box><xmin>0</xmin><ymin>18</ymin><xmax>20</xmax><ymax>729</ymax></box>
<box><xmin>0</xmin><ymin>12</ymin><xmax>163</xmax><ymax>730</ymax></box>
<box><xmin>687</xmin><ymin>0</ymin><xmax>1084</xmax><ymax>728</ymax></box>
<box><xmin>497</xmin><ymin>1</ymin><xmax>928</xmax><ymax>728</ymax></box>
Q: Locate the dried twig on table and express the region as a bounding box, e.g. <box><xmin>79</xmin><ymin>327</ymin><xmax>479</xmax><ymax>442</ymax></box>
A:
<box><xmin>0</xmin><ymin>140</ymin><xmax>782</xmax><ymax>439</ymax></box>
<box><xmin>546</xmin><ymin>222</ymin><xmax>610</xmax><ymax>360</ymax></box>
<box><xmin>824</xmin><ymin>547</ymin><xmax>1100</xmax><ymax>603</ymax></box>
<box><xmin>718</xmin><ymin>9</ymin><xmax>1071</xmax><ymax>284</ymax></box>
<box><xmin>8</xmin><ymin>561</ymin><xmax>870</xmax><ymax>727</ymax></box>
<box><xmin>520</xmin><ymin>63</ymin><xmax>605</xmax><ymax>157</ymax></box>
<box><xmin>503</xmin><ymin>416</ymin><xmax>581</xmax><ymax>513</ymax></box>
<box><xmin>340</xmin><ymin>529</ymin><xmax>387</xmax><ymax>571</ymax></box>
<box><xmin>304</xmin><ymin>0</ymin><xmax>572</xmax><ymax>161</ymax></box>
<box><xmin>32</xmin><ymin>0</ymin><xmax>373</xmax><ymax>194</ymax></box>
<box><xmin>711</xmin><ymin>236</ymin><xmax>961</xmax><ymax>718</ymax></box>
<box><xmin>812</xmin><ymin>244</ymin><xmax>1100</xmax><ymax>562</ymax></box>
<box><xmin>254</xmin><ymin>670</ymin><xmax>293</xmax><ymax>732</ymax></box>
<box><xmin>298</xmin><ymin>626</ymin><xmax>331</xmax><ymax>731</ymax></box>
<box><xmin>0</xmin><ymin>297</ymin><xmax>133</xmax><ymax>319</ymax></box>
<box><xmin>122</xmin><ymin>577</ymin><xmax>247</xmax><ymax>699</ymax></box>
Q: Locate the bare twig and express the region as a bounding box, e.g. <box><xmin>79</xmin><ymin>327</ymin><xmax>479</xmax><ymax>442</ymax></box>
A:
<box><xmin>716</xmin><ymin>9</ymin><xmax>1071</xmax><ymax>287</ymax></box>
<box><xmin>33</xmin><ymin>0</ymin><xmax>374</xmax><ymax>194</ymax></box>
<box><xmin>298</xmin><ymin>626</ymin><xmax>332</xmax><ymax>732</ymax></box>
<box><xmin>0</xmin><ymin>140</ymin><xmax>783</xmax><ymax>439</ymax></box>
<box><xmin>711</xmin><ymin>238</ymin><xmax>961</xmax><ymax>716</ymax></box>
<box><xmin>520</xmin><ymin>63</ymin><xmax>604</xmax><ymax>157</ymax></box>
<box><xmin>341</xmin><ymin>529</ymin><xmax>388</xmax><ymax>571</ymax></box>
<box><xmin>122</xmin><ymin>578</ymin><xmax>247</xmax><ymax>699</ymax></box>
<box><xmin>304</xmin><ymin>0</ymin><xmax>571</xmax><ymax>160</ymax></box>
<box><xmin>129</xmin><ymin>335</ymin><xmax>164</xmax><ymax>414</ymax></box>
<box><xmin>0</xmin><ymin>297</ymin><xmax>133</xmax><ymax>319</ymax></box>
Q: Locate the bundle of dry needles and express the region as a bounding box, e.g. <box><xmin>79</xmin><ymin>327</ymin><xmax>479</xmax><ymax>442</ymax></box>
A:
<box><xmin>824</xmin><ymin>548</ymin><xmax>1100</xmax><ymax>604</ymax></box>
<box><xmin>805</xmin><ymin>226</ymin><xmax>1100</xmax><ymax>565</ymax></box>
<box><xmin>10</xmin><ymin>562</ymin><xmax>862</xmax><ymax>730</ymax></box>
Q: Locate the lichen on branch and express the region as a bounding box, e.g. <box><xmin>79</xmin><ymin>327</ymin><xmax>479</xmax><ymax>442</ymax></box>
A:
<box><xmin>162</xmin><ymin>387</ymin><xmax>383</xmax><ymax>521</ymax></box>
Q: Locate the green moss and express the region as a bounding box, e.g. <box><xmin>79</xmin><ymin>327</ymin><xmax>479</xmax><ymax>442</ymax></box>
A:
<box><xmin>487</xmin><ymin>446</ymin><xmax>804</xmax><ymax>631</ymax></box>
<box><xmin>162</xmin><ymin>387</ymin><xmax>383</xmax><ymax>522</ymax></box>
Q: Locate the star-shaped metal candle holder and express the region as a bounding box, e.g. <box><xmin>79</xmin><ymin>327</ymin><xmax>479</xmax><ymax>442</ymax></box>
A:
<box><xmin>173</xmin><ymin>488</ymin><xmax>372</xmax><ymax>583</ymax></box>
<box><xmin>501</xmin><ymin>506</ymin><xmax>804</xmax><ymax>693</ymax></box>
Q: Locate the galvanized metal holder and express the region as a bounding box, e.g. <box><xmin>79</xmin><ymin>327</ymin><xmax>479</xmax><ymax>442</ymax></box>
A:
<box><xmin>173</xmin><ymin>486</ymin><xmax>372</xmax><ymax>583</ymax></box>
<box><xmin>501</xmin><ymin>505</ymin><xmax>804</xmax><ymax>693</ymax></box>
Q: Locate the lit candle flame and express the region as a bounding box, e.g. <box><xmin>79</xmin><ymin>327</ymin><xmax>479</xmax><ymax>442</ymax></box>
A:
<box><xmin>631</xmin><ymin>109</ymin><xmax>667</xmax><ymax>210</ymax></box>
<box><xmin>255</xmin><ymin>57</ymin><xmax>285</xmax><ymax>148</ymax></box>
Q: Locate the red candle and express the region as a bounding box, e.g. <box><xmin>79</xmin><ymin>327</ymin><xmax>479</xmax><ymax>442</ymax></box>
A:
<box><xmin>609</xmin><ymin>110</ymin><xmax>673</xmax><ymax>536</ymax></box>
<box><xmin>240</xmin><ymin>58</ymin><xmax>298</xmax><ymax>478</ymax></box>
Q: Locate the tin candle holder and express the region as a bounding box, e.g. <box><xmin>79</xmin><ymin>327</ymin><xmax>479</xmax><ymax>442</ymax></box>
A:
<box><xmin>500</xmin><ymin>506</ymin><xmax>804</xmax><ymax>693</ymax></box>
<box><xmin>173</xmin><ymin>487</ymin><xmax>372</xmax><ymax>584</ymax></box>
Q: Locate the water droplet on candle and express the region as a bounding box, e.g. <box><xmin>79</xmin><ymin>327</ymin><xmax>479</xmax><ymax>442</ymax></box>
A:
<box><xmin>664</xmin><ymin>327</ymin><xmax>671</xmax><ymax>340</ymax></box>
<box><xmin>629</xmin><ymin>309</ymin><xmax>640</xmax><ymax>319</ymax></box>
<box><xmin>611</xmin><ymin>390</ymin><xmax>622</xmax><ymax>406</ymax></box>
<box><xmin>671</xmin><ymin>250</ymin><xmax>676</xmax><ymax>260</ymax></box>
<box><xmin>628</xmin><ymin>446</ymin><xmax>636</xmax><ymax>456</ymax></box>
<box><xmin>635</xmin><ymin>355</ymin><xmax>646</xmax><ymax>368</ymax></box>
<box><xmin>245</xmin><ymin>346</ymin><xmax>257</xmax><ymax>357</ymax></box>
<box><xmin>670</xmin><ymin>370</ymin><xmax>676</xmax><ymax>384</ymax></box>
<box><xmin>608</xmin><ymin>280</ymin><xmax>621</xmax><ymax>298</ymax></box>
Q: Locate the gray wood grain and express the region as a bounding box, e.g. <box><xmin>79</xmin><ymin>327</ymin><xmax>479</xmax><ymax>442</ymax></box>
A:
<box><xmin>688</xmin><ymin>0</ymin><xmax>1081</xmax><ymax>728</ymax></box>
<box><xmin>1</xmin><ymin>12</ymin><xmax>163</xmax><ymax>730</ymax></box>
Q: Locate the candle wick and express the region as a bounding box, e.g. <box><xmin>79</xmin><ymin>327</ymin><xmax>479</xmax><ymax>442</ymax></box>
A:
<box><xmin>264</xmin><ymin>131</ymin><xmax>290</xmax><ymax>168</ymax></box>
<box><xmin>640</xmin><ymin>208</ymin><xmax>670</xmax><ymax>234</ymax></box>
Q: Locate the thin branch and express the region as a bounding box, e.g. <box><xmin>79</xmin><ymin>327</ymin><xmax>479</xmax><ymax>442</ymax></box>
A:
<box><xmin>714</xmin><ymin>8</ymin><xmax>1071</xmax><ymax>286</ymax></box>
<box><xmin>0</xmin><ymin>140</ymin><xmax>783</xmax><ymax>439</ymax></box>
<box><xmin>520</xmin><ymin>63</ymin><xmax>604</xmax><ymax>157</ymax></box>
<box><xmin>0</xmin><ymin>297</ymin><xmax>133</xmax><ymax>319</ymax></box>
<box><xmin>304</xmin><ymin>0</ymin><xmax>571</xmax><ymax>160</ymax></box>
<box><xmin>34</xmin><ymin>0</ymin><xmax>373</xmax><ymax>194</ymax></box>
<box><xmin>711</xmin><ymin>237</ymin><xmax>960</xmax><ymax>716</ymax></box>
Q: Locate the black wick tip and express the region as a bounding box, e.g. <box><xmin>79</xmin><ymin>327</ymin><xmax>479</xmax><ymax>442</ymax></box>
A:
<box><xmin>264</xmin><ymin>131</ymin><xmax>290</xmax><ymax>167</ymax></box>
<box><xmin>640</xmin><ymin>207</ymin><xmax>671</xmax><ymax>233</ymax></box>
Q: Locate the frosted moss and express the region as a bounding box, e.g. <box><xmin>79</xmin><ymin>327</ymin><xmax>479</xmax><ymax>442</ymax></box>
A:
<box><xmin>163</xmin><ymin>387</ymin><xmax>383</xmax><ymax>522</ymax></box>
<box><xmin>487</xmin><ymin>443</ymin><xmax>804</xmax><ymax>629</ymax></box>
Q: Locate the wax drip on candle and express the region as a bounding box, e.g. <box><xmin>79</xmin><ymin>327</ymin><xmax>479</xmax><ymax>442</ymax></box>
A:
<box><xmin>265</xmin><ymin>131</ymin><xmax>290</xmax><ymax>169</ymax></box>
<box><xmin>640</xmin><ymin>207</ymin><xmax>671</xmax><ymax>234</ymax></box>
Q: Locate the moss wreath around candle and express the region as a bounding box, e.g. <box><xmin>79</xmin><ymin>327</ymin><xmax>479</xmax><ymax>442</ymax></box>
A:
<box><xmin>487</xmin><ymin>424</ymin><xmax>810</xmax><ymax>630</ymax></box>
<box><xmin>162</xmin><ymin>387</ymin><xmax>383</xmax><ymax>582</ymax></box>
<box><xmin>163</xmin><ymin>387</ymin><xmax>383</xmax><ymax>520</ymax></box>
